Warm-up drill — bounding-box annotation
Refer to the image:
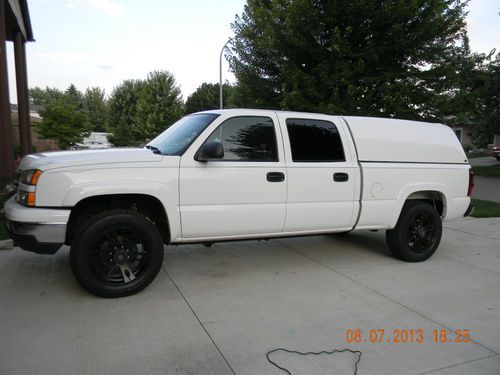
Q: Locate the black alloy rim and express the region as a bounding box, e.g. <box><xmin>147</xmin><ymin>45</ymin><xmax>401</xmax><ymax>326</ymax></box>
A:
<box><xmin>88</xmin><ymin>227</ymin><xmax>151</xmax><ymax>286</ymax></box>
<box><xmin>407</xmin><ymin>213</ymin><xmax>437</xmax><ymax>253</ymax></box>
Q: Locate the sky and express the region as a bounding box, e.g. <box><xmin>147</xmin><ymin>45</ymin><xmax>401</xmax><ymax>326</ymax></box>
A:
<box><xmin>6</xmin><ymin>0</ymin><xmax>500</xmax><ymax>103</ymax></box>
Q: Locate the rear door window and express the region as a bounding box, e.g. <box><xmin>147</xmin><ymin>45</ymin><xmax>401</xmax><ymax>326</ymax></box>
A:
<box><xmin>286</xmin><ymin>118</ymin><xmax>345</xmax><ymax>162</ymax></box>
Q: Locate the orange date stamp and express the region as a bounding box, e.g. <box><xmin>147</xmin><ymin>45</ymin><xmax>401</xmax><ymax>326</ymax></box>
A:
<box><xmin>344</xmin><ymin>328</ymin><xmax>470</xmax><ymax>344</ymax></box>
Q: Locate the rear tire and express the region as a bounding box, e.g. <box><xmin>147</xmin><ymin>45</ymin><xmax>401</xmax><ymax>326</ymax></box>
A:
<box><xmin>386</xmin><ymin>201</ymin><xmax>442</xmax><ymax>262</ymax></box>
<box><xmin>496</xmin><ymin>156</ymin><xmax>500</xmax><ymax>161</ymax></box>
<box><xmin>70</xmin><ymin>209</ymin><xmax>164</xmax><ymax>298</ymax></box>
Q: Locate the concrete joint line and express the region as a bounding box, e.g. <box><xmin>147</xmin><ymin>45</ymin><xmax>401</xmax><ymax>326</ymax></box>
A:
<box><xmin>443</xmin><ymin>226</ymin><xmax>500</xmax><ymax>241</ymax></box>
<box><xmin>442</xmin><ymin>256</ymin><xmax>500</xmax><ymax>276</ymax></box>
<box><xmin>161</xmin><ymin>266</ymin><xmax>236</xmax><ymax>375</ymax></box>
<box><xmin>276</xmin><ymin>240</ymin><xmax>499</xmax><ymax>356</ymax></box>
<box><xmin>419</xmin><ymin>353</ymin><xmax>500</xmax><ymax>374</ymax></box>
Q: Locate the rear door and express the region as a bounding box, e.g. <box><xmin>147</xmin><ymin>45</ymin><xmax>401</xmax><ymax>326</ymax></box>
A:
<box><xmin>276</xmin><ymin>113</ymin><xmax>358</xmax><ymax>232</ymax></box>
<box><xmin>179</xmin><ymin>112</ymin><xmax>287</xmax><ymax>239</ymax></box>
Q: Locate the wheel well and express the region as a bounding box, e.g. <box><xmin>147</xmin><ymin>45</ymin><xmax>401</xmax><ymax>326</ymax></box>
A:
<box><xmin>65</xmin><ymin>194</ymin><xmax>170</xmax><ymax>245</ymax></box>
<box><xmin>406</xmin><ymin>190</ymin><xmax>445</xmax><ymax>216</ymax></box>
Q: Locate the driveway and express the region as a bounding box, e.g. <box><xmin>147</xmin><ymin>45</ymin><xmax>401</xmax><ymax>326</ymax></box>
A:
<box><xmin>1</xmin><ymin>219</ymin><xmax>499</xmax><ymax>375</ymax></box>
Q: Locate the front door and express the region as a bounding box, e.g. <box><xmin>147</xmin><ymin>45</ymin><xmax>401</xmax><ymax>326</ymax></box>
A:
<box><xmin>179</xmin><ymin>112</ymin><xmax>287</xmax><ymax>239</ymax></box>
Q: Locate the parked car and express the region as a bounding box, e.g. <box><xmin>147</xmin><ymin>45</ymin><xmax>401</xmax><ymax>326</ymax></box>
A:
<box><xmin>5</xmin><ymin>110</ymin><xmax>474</xmax><ymax>297</ymax></box>
<box><xmin>491</xmin><ymin>145</ymin><xmax>500</xmax><ymax>161</ymax></box>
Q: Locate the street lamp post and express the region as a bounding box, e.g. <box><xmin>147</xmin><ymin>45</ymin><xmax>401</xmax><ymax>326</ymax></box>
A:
<box><xmin>219</xmin><ymin>38</ymin><xmax>232</xmax><ymax>109</ymax></box>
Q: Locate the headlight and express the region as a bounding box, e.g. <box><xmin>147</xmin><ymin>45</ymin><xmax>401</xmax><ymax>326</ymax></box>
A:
<box><xmin>20</xmin><ymin>169</ymin><xmax>42</xmax><ymax>185</ymax></box>
<box><xmin>17</xmin><ymin>169</ymin><xmax>42</xmax><ymax>206</ymax></box>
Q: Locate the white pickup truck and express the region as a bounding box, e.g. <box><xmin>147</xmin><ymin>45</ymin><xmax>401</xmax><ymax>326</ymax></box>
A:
<box><xmin>5</xmin><ymin>109</ymin><xmax>474</xmax><ymax>297</ymax></box>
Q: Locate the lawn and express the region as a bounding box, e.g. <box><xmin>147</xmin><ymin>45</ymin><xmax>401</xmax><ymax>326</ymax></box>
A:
<box><xmin>471</xmin><ymin>198</ymin><xmax>500</xmax><ymax>218</ymax></box>
<box><xmin>473</xmin><ymin>163</ymin><xmax>500</xmax><ymax>177</ymax></box>
<box><xmin>466</xmin><ymin>152</ymin><xmax>489</xmax><ymax>159</ymax></box>
<box><xmin>0</xmin><ymin>193</ymin><xmax>9</xmax><ymax>240</ymax></box>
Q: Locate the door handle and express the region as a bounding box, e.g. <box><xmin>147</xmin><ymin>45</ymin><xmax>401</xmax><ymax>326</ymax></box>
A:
<box><xmin>267</xmin><ymin>172</ymin><xmax>285</xmax><ymax>182</ymax></box>
<box><xmin>333</xmin><ymin>172</ymin><xmax>349</xmax><ymax>182</ymax></box>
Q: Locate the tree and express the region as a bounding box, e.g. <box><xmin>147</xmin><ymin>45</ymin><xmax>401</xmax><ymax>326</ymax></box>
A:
<box><xmin>135</xmin><ymin>70</ymin><xmax>184</xmax><ymax>142</ymax></box>
<box><xmin>229</xmin><ymin>0</ymin><xmax>470</xmax><ymax>120</ymax></box>
<box><xmin>109</xmin><ymin>72</ymin><xmax>184</xmax><ymax>147</ymax></box>
<box><xmin>83</xmin><ymin>87</ymin><xmax>108</xmax><ymax>132</ymax></box>
<box><xmin>29</xmin><ymin>87</ymin><xmax>65</xmax><ymax>106</ymax></box>
<box><xmin>476</xmin><ymin>54</ymin><xmax>500</xmax><ymax>145</ymax></box>
<box><xmin>64</xmin><ymin>84</ymin><xmax>83</xmax><ymax>108</ymax></box>
<box><xmin>108</xmin><ymin>79</ymin><xmax>145</xmax><ymax>146</ymax></box>
<box><xmin>38</xmin><ymin>102</ymin><xmax>89</xmax><ymax>150</ymax></box>
<box><xmin>185</xmin><ymin>83</ymin><xmax>236</xmax><ymax>114</ymax></box>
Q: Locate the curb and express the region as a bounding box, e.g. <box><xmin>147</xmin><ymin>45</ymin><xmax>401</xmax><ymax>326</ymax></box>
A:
<box><xmin>0</xmin><ymin>239</ymin><xmax>13</xmax><ymax>250</ymax></box>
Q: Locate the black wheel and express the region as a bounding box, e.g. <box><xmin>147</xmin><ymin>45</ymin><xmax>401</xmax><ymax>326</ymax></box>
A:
<box><xmin>70</xmin><ymin>209</ymin><xmax>164</xmax><ymax>298</ymax></box>
<box><xmin>496</xmin><ymin>156</ymin><xmax>500</xmax><ymax>161</ymax></box>
<box><xmin>386</xmin><ymin>201</ymin><xmax>442</xmax><ymax>262</ymax></box>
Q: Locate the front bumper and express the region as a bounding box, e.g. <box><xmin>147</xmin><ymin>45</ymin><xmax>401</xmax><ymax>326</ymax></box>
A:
<box><xmin>4</xmin><ymin>196</ymin><xmax>70</xmax><ymax>254</ymax></box>
<box><xmin>6</xmin><ymin>220</ymin><xmax>65</xmax><ymax>254</ymax></box>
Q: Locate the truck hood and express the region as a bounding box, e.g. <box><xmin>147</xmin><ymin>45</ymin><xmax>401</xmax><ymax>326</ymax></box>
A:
<box><xmin>18</xmin><ymin>148</ymin><xmax>163</xmax><ymax>171</ymax></box>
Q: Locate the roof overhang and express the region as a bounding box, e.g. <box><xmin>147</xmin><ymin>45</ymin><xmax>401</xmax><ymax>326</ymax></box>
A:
<box><xmin>5</xmin><ymin>0</ymin><xmax>34</xmax><ymax>42</ymax></box>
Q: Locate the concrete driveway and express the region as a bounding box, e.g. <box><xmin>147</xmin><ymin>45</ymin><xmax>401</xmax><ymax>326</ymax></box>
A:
<box><xmin>1</xmin><ymin>219</ymin><xmax>499</xmax><ymax>375</ymax></box>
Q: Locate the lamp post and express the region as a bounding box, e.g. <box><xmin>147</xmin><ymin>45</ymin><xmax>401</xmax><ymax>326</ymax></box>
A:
<box><xmin>219</xmin><ymin>38</ymin><xmax>232</xmax><ymax>109</ymax></box>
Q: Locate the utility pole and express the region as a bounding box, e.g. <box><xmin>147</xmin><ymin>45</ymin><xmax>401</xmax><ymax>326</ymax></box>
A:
<box><xmin>219</xmin><ymin>38</ymin><xmax>232</xmax><ymax>109</ymax></box>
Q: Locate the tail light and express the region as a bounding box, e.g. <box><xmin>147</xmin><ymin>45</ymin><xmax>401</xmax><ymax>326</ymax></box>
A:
<box><xmin>467</xmin><ymin>168</ymin><xmax>475</xmax><ymax>197</ymax></box>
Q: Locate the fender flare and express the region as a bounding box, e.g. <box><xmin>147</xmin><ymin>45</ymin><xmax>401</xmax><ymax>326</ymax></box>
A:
<box><xmin>389</xmin><ymin>183</ymin><xmax>449</xmax><ymax>228</ymax></box>
<box><xmin>62</xmin><ymin>181</ymin><xmax>181</xmax><ymax>241</ymax></box>
<box><xmin>62</xmin><ymin>181</ymin><xmax>169</xmax><ymax>207</ymax></box>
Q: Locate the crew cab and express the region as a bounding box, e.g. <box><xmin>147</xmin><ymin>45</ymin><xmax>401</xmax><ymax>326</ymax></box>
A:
<box><xmin>5</xmin><ymin>109</ymin><xmax>475</xmax><ymax>297</ymax></box>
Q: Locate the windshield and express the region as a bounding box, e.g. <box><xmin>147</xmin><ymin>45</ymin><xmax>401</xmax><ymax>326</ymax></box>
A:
<box><xmin>146</xmin><ymin>113</ymin><xmax>219</xmax><ymax>156</ymax></box>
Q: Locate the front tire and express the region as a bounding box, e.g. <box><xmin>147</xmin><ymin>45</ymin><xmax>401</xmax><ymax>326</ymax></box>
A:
<box><xmin>70</xmin><ymin>209</ymin><xmax>164</xmax><ymax>298</ymax></box>
<box><xmin>386</xmin><ymin>201</ymin><xmax>442</xmax><ymax>262</ymax></box>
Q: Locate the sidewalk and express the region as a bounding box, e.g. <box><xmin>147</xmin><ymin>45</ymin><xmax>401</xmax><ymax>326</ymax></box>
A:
<box><xmin>473</xmin><ymin>176</ymin><xmax>500</xmax><ymax>203</ymax></box>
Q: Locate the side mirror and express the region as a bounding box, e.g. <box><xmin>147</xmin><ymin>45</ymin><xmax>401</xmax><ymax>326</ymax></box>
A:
<box><xmin>196</xmin><ymin>141</ymin><xmax>224</xmax><ymax>161</ymax></box>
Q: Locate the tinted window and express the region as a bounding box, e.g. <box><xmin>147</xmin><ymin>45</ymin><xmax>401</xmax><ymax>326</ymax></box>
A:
<box><xmin>205</xmin><ymin>116</ymin><xmax>278</xmax><ymax>161</ymax></box>
<box><xmin>286</xmin><ymin>118</ymin><xmax>345</xmax><ymax>162</ymax></box>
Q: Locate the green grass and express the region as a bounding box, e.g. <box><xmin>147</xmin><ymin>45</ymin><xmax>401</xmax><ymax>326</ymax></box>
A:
<box><xmin>473</xmin><ymin>164</ymin><xmax>500</xmax><ymax>177</ymax></box>
<box><xmin>466</xmin><ymin>152</ymin><xmax>489</xmax><ymax>159</ymax></box>
<box><xmin>471</xmin><ymin>199</ymin><xmax>500</xmax><ymax>218</ymax></box>
<box><xmin>0</xmin><ymin>193</ymin><xmax>9</xmax><ymax>240</ymax></box>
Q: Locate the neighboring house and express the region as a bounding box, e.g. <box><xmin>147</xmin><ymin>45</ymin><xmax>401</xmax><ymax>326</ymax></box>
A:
<box><xmin>11</xmin><ymin>104</ymin><xmax>59</xmax><ymax>154</ymax></box>
<box><xmin>73</xmin><ymin>132</ymin><xmax>112</xmax><ymax>150</ymax></box>
<box><xmin>451</xmin><ymin>125</ymin><xmax>500</xmax><ymax>148</ymax></box>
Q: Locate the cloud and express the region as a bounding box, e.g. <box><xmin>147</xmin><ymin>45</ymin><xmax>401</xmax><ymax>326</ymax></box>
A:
<box><xmin>98</xmin><ymin>64</ymin><xmax>115</xmax><ymax>70</ymax></box>
<box><xmin>36</xmin><ymin>52</ymin><xmax>90</xmax><ymax>63</ymax></box>
<box><xmin>86</xmin><ymin>0</ymin><xmax>125</xmax><ymax>16</ymax></box>
<box><xmin>65</xmin><ymin>0</ymin><xmax>125</xmax><ymax>17</ymax></box>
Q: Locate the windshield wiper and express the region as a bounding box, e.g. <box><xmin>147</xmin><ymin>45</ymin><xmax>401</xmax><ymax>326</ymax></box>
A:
<box><xmin>145</xmin><ymin>145</ymin><xmax>162</xmax><ymax>155</ymax></box>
